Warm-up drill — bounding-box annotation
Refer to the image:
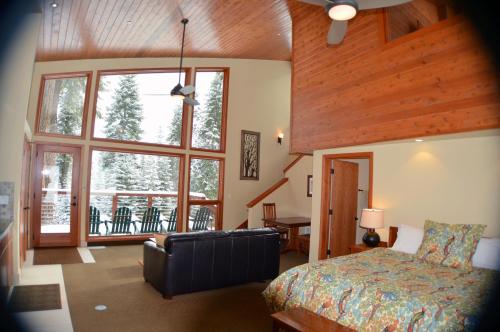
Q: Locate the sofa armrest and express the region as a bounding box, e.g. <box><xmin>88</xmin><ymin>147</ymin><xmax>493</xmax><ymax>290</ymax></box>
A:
<box><xmin>143</xmin><ymin>241</ymin><xmax>167</xmax><ymax>296</ymax></box>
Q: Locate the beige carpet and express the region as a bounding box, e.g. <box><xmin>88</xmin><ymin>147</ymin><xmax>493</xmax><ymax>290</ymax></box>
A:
<box><xmin>62</xmin><ymin>245</ymin><xmax>307</xmax><ymax>332</ymax></box>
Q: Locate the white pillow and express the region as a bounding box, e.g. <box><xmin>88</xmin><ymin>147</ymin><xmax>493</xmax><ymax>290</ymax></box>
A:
<box><xmin>390</xmin><ymin>224</ymin><xmax>424</xmax><ymax>254</ymax></box>
<box><xmin>472</xmin><ymin>237</ymin><xmax>500</xmax><ymax>270</ymax></box>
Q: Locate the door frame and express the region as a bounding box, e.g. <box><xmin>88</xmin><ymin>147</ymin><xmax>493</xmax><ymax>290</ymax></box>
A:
<box><xmin>32</xmin><ymin>142</ymin><xmax>83</xmax><ymax>247</ymax></box>
<box><xmin>19</xmin><ymin>136</ymin><xmax>31</xmax><ymax>263</ymax></box>
<box><xmin>318</xmin><ymin>152</ymin><xmax>373</xmax><ymax>260</ymax></box>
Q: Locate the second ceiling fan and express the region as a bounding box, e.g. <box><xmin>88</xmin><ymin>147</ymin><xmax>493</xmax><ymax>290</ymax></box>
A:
<box><xmin>170</xmin><ymin>18</ymin><xmax>199</xmax><ymax>106</ymax></box>
<box><xmin>299</xmin><ymin>0</ymin><xmax>412</xmax><ymax>45</ymax></box>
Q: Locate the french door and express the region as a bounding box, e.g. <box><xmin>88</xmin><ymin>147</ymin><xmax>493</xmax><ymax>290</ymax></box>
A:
<box><xmin>33</xmin><ymin>144</ymin><xmax>81</xmax><ymax>247</ymax></box>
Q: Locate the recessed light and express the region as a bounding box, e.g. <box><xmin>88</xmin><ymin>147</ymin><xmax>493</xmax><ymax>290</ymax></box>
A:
<box><xmin>95</xmin><ymin>304</ymin><xmax>107</xmax><ymax>311</ymax></box>
<box><xmin>51</xmin><ymin>2</ymin><xmax>58</xmax><ymax>8</ymax></box>
<box><xmin>415</xmin><ymin>139</ymin><xmax>424</xmax><ymax>142</ymax></box>
<box><xmin>127</xmin><ymin>20</ymin><xmax>132</xmax><ymax>24</ymax></box>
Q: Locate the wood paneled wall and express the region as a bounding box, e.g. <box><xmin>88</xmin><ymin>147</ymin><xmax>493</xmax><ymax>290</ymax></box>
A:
<box><xmin>289</xmin><ymin>1</ymin><xmax>500</xmax><ymax>153</ymax></box>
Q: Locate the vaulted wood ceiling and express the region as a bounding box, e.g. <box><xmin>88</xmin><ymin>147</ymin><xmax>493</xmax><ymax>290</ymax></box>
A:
<box><xmin>36</xmin><ymin>0</ymin><xmax>292</xmax><ymax>62</ymax></box>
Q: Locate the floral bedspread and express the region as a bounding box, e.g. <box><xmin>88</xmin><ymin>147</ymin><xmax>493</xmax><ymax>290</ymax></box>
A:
<box><xmin>263</xmin><ymin>248</ymin><xmax>497</xmax><ymax>331</ymax></box>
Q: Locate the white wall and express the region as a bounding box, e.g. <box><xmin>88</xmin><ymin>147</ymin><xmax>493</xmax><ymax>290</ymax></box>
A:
<box><xmin>0</xmin><ymin>13</ymin><xmax>40</xmax><ymax>281</ymax></box>
<box><xmin>26</xmin><ymin>57</ymin><xmax>291</xmax><ymax>243</ymax></box>
<box><xmin>309</xmin><ymin>130</ymin><xmax>500</xmax><ymax>262</ymax></box>
<box><xmin>248</xmin><ymin>156</ymin><xmax>312</xmax><ymax>231</ymax></box>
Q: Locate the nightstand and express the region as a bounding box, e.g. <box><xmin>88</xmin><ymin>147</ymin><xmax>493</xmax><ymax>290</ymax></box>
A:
<box><xmin>349</xmin><ymin>241</ymin><xmax>388</xmax><ymax>254</ymax></box>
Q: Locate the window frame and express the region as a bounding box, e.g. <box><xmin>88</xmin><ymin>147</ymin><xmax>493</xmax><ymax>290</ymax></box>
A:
<box><xmin>35</xmin><ymin>71</ymin><xmax>93</xmax><ymax>140</ymax></box>
<box><xmin>189</xmin><ymin>67</ymin><xmax>230</xmax><ymax>153</ymax></box>
<box><xmin>90</xmin><ymin>68</ymin><xmax>191</xmax><ymax>150</ymax></box>
<box><xmin>85</xmin><ymin>145</ymin><xmax>186</xmax><ymax>242</ymax></box>
<box><xmin>187</xmin><ymin>154</ymin><xmax>225</xmax><ymax>232</ymax></box>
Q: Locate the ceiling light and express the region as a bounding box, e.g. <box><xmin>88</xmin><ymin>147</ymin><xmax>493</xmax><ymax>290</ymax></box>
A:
<box><xmin>415</xmin><ymin>139</ymin><xmax>424</xmax><ymax>142</ymax></box>
<box><xmin>51</xmin><ymin>2</ymin><xmax>58</xmax><ymax>8</ymax></box>
<box><xmin>327</xmin><ymin>0</ymin><xmax>358</xmax><ymax>21</ymax></box>
<box><xmin>171</xmin><ymin>94</ymin><xmax>185</xmax><ymax>100</ymax></box>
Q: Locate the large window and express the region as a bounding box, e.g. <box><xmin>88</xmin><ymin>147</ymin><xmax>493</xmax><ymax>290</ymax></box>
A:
<box><xmin>190</xmin><ymin>69</ymin><xmax>228</xmax><ymax>151</ymax></box>
<box><xmin>88</xmin><ymin>148</ymin><xmax>183</xmax><ymax>238</ymax></box>
<box><xmin>36</xmin><ymin>73</ymin><xmax>91</xmax><ymax>137</ymax></box>
<box><xmin>93</xmin><ymin>70</ymin><xmax>188</xmax><ymax>147</ymax></box>
<box><xmin>188</xmin><ymin>156</ymin><xmax>224</xmax><ymax>232</ymax></box>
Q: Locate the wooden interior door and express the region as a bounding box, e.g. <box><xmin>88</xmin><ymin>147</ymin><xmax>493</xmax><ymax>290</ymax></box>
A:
<box><xmin>19</xmin><ymin>137</ymin><xmax>31</xmax><ymax>262</ymax></box>
<box><xmin>329</xmin><ymin>160</ymin><xmax>358</xmax><ymax>257</ymax></box>
<box><xmin>32</xmin><ymin>144</ymin><xmax>81</xmax><ymax>247</ymax></box>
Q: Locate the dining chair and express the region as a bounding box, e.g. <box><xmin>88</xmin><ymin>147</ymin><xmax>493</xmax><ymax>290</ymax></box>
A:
<box><xmin>262</xmin><ymin>202</ymin><xmax>289</xmax><ymax>251</ymax></box>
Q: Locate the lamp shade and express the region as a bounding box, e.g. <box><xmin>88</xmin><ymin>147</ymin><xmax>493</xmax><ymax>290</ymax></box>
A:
<box><xmin>360</xmin><ymin>208</ymin><xmax>384</xmax><ymax>229</ymax></box>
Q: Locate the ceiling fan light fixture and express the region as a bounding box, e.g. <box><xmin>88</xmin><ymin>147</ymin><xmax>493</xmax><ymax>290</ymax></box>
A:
<box><xmin>327</xmin><ymin>0</ymin><xmax>358</xmax><ymax>21</ymax></box>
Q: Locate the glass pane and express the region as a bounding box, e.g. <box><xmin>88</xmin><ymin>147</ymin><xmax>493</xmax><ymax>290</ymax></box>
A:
<box><xmin>189</xmin><ymin>158</ymin><xmax>220</xmax><ymax>201</ymax></box>
<box><xmin>191</xmin><ymin>71</ymin><xmax>224</xmax><ymax>150</ymax></box>
<box><xmin>39</xmin><ymin>76</ymin><xmax>87</xmax><ymax>136</ymax></box>
<box><xmin>89</xmin><ymin>150</ymin><xmax>180</xmax><ymax>237</ymax></box>
<box><xmin>41</xmin><ymin>152</ymin><xmax>73</xmax><ymax>234</ymax></box>
<box><xmin>94</xmin><ymin>72</ymin><xmax>185</xmax><ymax>146</ymax></box>
<box><xmin>188</xmin><ymin>204</ymin><xmax>217</xmax><ymax>232</ymax></box>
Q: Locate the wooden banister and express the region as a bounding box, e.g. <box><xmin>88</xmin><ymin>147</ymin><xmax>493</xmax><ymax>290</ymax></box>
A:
<box><xmin>283</xmin><ymin>153</ymin><xmax>312</xmax><ymax>174</ymax></box>
<box><xmin>236</xmin><ymin>220</ymin><xmax>248</xmax><ymax>229</ymax></box>
<box><xmin>246</xmin><ymin>178</ymin><xmax>289</xmax><ymax>208</ymax></box>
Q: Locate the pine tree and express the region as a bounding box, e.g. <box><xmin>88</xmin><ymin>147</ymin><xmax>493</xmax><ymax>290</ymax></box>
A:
<box><xmin>190</xmin><ymin>73</ymin><xmax>223</xmax><ymax>199</ymax></box>
<box><xmin>102</xmin><ymin>75</ymin><xmax>143</xmax><ymax>170</ymax></box>
<box><xmin>193</xmin><ymin>72</ymin><xmax>223</xmax><ymax>150</ymax></box>
<box><xmin>55</xmin><ymin>77</ymin><xmax>86</xmax><ymax>188</ymax></box>
<box><xmin>165</xmin><ymin>104</ymin><xmax>183</xmax><ymax>146</ymax></box>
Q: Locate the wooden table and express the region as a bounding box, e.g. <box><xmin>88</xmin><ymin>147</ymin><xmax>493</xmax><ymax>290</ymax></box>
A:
<box><xmin>263</xmin><ymin>217</ymin><xmax>311</xmax><ymax>253</ymax></box>
<box><xmin>271</xmin><ymin>307</ymin><xmax>354</xmax><ymax>332</ymax></box>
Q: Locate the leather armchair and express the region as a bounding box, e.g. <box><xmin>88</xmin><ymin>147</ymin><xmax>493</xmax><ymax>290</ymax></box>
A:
<box><xmin>143</xmin><ymin>228</ymin><xmax>280</xmax><ymax>298</ymax></box>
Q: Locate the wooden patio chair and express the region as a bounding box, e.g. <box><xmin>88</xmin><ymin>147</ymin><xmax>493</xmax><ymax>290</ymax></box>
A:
<box><xmin>262</xmin><ymin>202</ymin><xmax>289</xmax><ymax>251</ymax></box>
<box><xmin>107</xmin><ymin>207</ymin><xmax>135</xmax><ymax>235</ymax></box>
<box><xmin>163</xmin><ymin>207</ymin><xmax>177</xmax><ymax>232</ymax></box>
<box><xmin>89</xmin><ymin>205</ymin><xmax>107</xmax><ymax>235</ymax></box>
<box><xmin>137</xmin><ymin>207</ymin><xmax>162</xmax><ymax>233</ymax></box>
<box><xmin>191</xmin><ymin>207</ymin><xmax>212</xmax><ymax>231</ymax></box>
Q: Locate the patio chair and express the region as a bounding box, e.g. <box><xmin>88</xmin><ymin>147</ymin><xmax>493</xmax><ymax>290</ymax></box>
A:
<box><xmin>164</xmin><ymin>207</ymin><xmax>177</xmax><ymax>232</ymax></box>
<box><xmin>137</xmin><ymin>207</ymin><xmax>162</xmax><ymax>233</ymax></box>
<box><xmin>89</xmin><ymin>205</ymin><xmax>107</xmax><ymax>235</ymax></box>
<box><xmin>107</xmin><ymin>207</ymin><xmax>135</xmax><ymax>235</ymax></box>
<box><xmin>191</xmin><ymin>207</ymin><xmax>212</xmax><ymax>231</ymax></box>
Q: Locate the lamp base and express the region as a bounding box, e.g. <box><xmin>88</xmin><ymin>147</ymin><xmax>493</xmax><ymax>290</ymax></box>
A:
<box><xmin>362</xmin><ymin>229</ymin><xmax>380</xmax><ymax>247</ymax></box>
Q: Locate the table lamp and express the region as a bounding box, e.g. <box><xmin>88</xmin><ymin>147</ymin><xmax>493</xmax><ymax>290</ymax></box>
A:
<box><xmin>360</xmin><ymin>208</ymin><xmax>384</xmax><ymax>247</ymax></box>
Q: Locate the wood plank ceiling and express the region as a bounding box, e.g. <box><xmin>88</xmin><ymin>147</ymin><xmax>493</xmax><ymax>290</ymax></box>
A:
<box><xmin>288</xmin><ymin>1</ymin><xmax>500</xmax><ymax>153</ymax></box>
<box><xmin>36</xmin><ymin>0</ymin><xmax>292</xmax><ymax>62</ymax></box>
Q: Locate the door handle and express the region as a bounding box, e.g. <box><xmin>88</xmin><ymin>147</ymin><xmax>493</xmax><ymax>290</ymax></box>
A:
<box><xmin>23</xmin><ymin>207</ymin><xmax>30</xmax><ymax>210</ymax></box>
<box><xmin>71</xmin><ymin>203</ymin><xmax>77</xmax><ymax>206</ymax></box>
<box><xmin>72</xmin><ymin>196</ymin><xmax>77</xmax><ymax>207</ymax></box>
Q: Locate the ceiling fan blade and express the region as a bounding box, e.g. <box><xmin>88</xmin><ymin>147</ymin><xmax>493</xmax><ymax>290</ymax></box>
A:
<box><xmin>183</xmin><ymin>97</ymin><xmax>199</xmax><ymax>106</ymax></box>
<box><xmin>180</xmin><ymin>85</ymin><xmax>195</xmax><ymax>95</ymax></box>
<box><xmin>297</xmin><ymin>0</ymin><xmax>325</xmax><ymax>6</ymax></box>
<box><xmin>327</xmin><ymin>20</ymin><xmax>348</xmax><ymax>45</ymax></box>
<box><xmin>357</xmin><ymin>0</ymin><xmax>412</xmax><ymax>10</ymax></box>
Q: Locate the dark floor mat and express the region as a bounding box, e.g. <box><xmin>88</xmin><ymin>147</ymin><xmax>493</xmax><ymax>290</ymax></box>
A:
<box><xmin>9</xmin><ymin>284</ymin><xmax>62</xmax><ymax>312</ymax></box>
<box><xmin>34</xmin><ymin>247</ymin><xmax>82</xmax><ymax>265</ymax></box>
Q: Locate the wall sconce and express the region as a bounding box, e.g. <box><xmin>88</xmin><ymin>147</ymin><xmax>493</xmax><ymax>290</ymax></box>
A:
<box><xmin>277</xmin><ymin>133</ymin><xmax>284</xmax><ymax>145</ymax></box>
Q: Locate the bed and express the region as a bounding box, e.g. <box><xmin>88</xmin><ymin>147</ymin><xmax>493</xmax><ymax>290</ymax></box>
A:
<box><xmin>263</xmin><ymin>227</ymin><xmax>498</xmax><ymax>331</ymax></box>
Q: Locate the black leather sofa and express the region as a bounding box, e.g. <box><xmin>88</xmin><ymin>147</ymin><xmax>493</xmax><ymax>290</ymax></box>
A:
<box><xmin>143</xmin><ymin>228</ymin><xmax>280</xmax><ymax>298</ymax></box>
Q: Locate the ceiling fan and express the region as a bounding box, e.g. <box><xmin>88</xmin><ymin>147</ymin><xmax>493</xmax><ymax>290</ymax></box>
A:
<box><xmin>298</xmin><ymin>0</ymin><xmax>412</xmax><ymax>45</ymax></box>
<box><xmin>170</xmin><ymin>18</ymin><xmax>199</xmax><ymax>106</ymax></box>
